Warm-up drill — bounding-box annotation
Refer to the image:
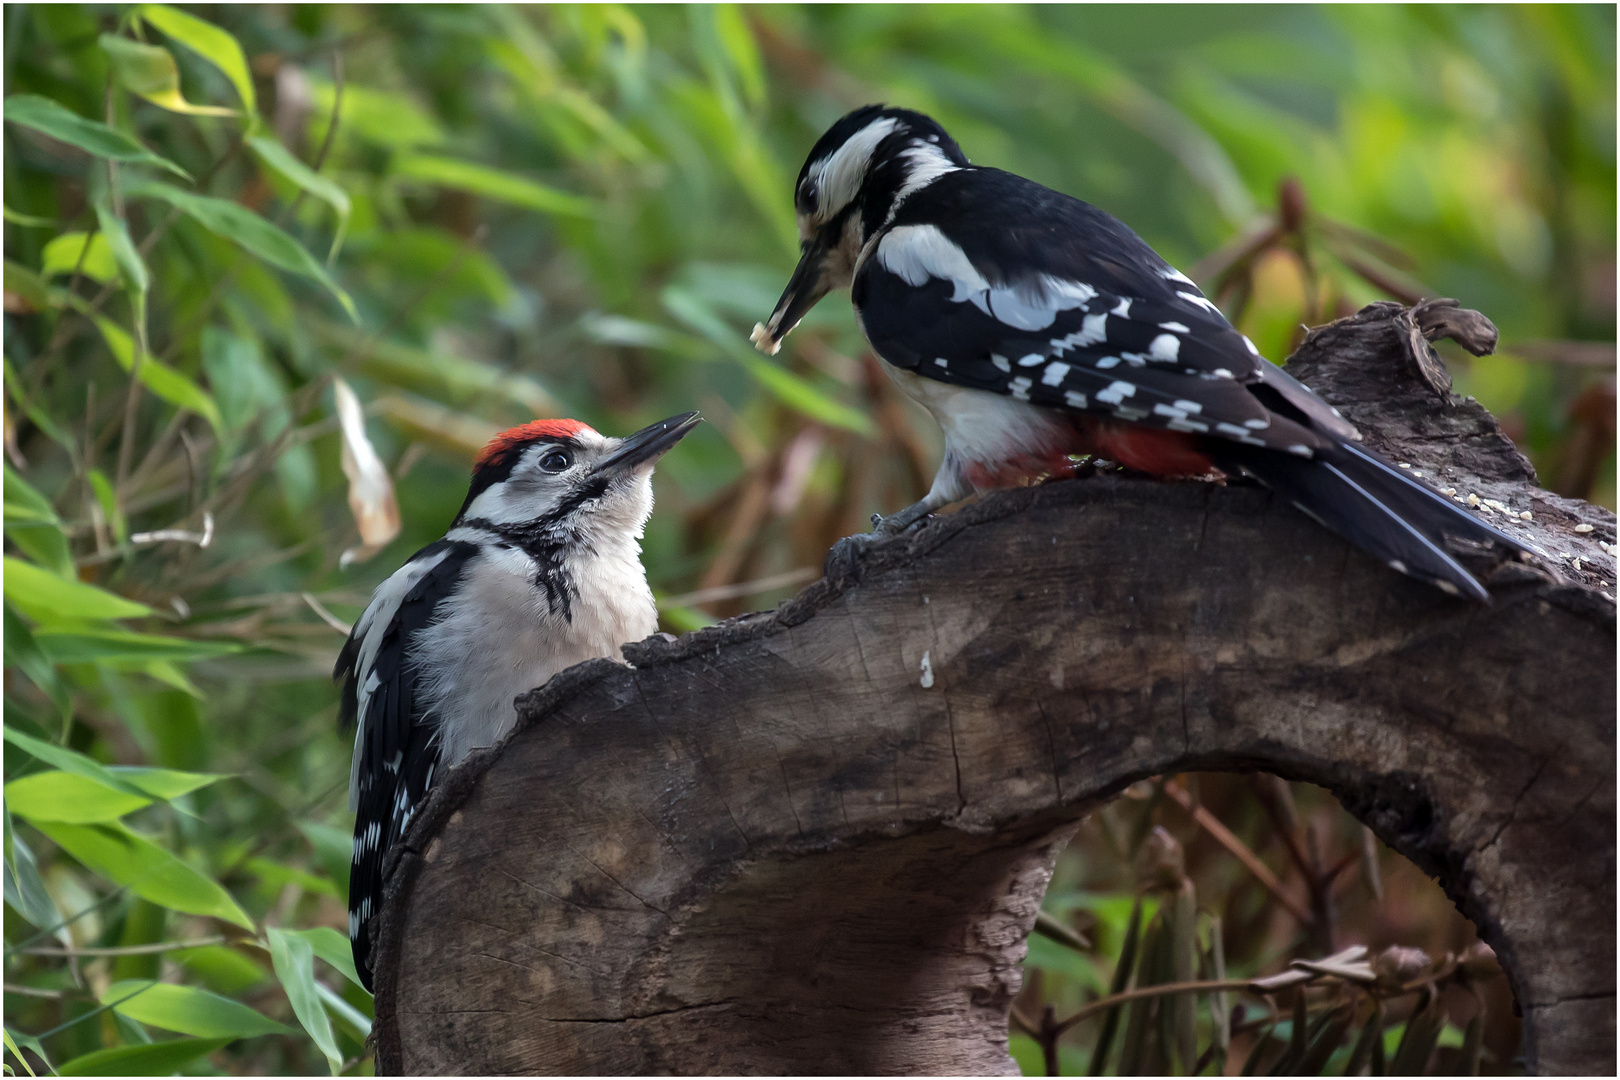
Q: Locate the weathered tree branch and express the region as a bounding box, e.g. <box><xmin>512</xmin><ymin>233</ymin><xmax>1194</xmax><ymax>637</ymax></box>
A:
<box><xmin>373</xmin><ymin>303</ymin><xmax>1614</xmax><ymax>1075</ymax></box>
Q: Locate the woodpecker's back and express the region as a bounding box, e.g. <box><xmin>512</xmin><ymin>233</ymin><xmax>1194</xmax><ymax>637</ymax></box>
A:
<box><xmin>337</xmin><ymin>413</ymin><xmax>698</xmax><ymax>990</ymax></box>
<box><xmin>755</xmin><ymin>105</ymin><xmax>1532</xmax><ymax>600</ymax></box>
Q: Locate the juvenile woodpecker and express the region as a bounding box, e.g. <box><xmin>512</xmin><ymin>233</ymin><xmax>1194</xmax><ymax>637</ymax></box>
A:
<box><xmin>753</xmin><ymin>105</ymin><xmax>1529</xmax><ymax>600</ymax></box>
<box><xmin>336</xmin><ymin>412</ymin><xmax>699</xmax><ymax>990</ymax></box>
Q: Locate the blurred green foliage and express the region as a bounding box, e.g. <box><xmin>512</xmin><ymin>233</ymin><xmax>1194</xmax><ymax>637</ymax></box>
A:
<box><xmin>2</xmin><ymin>4</ymin><xmax>1611</xmax><ymax>1075</ymax></box>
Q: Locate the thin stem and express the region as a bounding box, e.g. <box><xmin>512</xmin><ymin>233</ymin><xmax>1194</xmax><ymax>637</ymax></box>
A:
<box><xmin>1165</xmin><ymin>779</ymin><xmax>1314</xmax><ymax>927</ymax></box>
<box><xmin>11</xmin><ymin>936</ymin><xmax>227</xmax><ymax>958</ymax></box>
<box><xmin>1054</xmin><ymin>978</ymin><xmax>1258</xmax><ymax>1036</ymax></box>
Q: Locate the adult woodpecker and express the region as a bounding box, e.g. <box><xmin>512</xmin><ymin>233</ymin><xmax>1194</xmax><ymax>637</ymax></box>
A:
<box><xmin>336</xmin><ymin>412</ymin><xmax>699</xmax><ymax>990</ymax></box>
<box><xmin>752</xmin><ymin>105</ymin><xmax>1529</xmax><ymax>600</ymax></box>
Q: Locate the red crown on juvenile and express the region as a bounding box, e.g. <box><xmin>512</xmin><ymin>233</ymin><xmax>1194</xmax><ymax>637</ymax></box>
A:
<box><xmin>474</xmin><ymin>419</ymin><xmax>595</xmax><ymax>470</ymax></box>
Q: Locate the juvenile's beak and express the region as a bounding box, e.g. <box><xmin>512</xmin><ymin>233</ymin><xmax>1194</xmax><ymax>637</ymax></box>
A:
<box><xmin>751</xmin><ymin>236</ymin><xmax>833</xmax><ymax>356</ymax></box>
<box><xmin>598</xmin><ymin>412</ymin><xmax>702</xmax><ymax>473</ymax></box>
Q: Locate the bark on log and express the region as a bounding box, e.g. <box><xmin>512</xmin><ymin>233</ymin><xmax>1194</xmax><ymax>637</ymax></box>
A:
<box><xmin>372</xmin><ymin>303</ymin><xmax>1615</xmax><ymax>1076</ymax></box>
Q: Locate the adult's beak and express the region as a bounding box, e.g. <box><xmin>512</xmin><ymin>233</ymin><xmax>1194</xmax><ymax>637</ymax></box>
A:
<box><xmin>751</xmin><ymin>236</ymin><xmax>833</xmax><ymax>356</ymax></box>
<box><xmin>598</xmin><ymin>412</ymin><xmax>702</xmax><ymax>473</ymax></box>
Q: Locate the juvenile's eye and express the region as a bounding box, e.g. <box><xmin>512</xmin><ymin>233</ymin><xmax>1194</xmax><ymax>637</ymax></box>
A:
<box><xmin>539</xmin><ymin>449</ymin><xmax>572</xmax><ymax>473</ymax></box>
<box><xmin>798</xmin><ymin>180</ymin><xmax>818</xmax><ymax>210</ymax></box>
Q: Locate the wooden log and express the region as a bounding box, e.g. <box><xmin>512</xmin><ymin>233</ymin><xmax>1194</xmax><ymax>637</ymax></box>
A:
<box><xmin>372</xmin><ymin>303</ymin><xmax>1615</xmax><ymax>1075</ymax></box>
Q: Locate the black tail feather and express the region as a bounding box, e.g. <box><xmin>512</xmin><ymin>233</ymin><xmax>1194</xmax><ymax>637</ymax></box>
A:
<box><xmin>1221</xmin><ymin>441</ymin><xmax>1527</xmax><ymax>602</ymax></box>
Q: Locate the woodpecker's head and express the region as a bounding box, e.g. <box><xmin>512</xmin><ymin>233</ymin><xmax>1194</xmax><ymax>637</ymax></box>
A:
<box><xmin>752</xmin><ymin>105</ymin><xmax>966</xmax><ymax>355</ymax></box>
<box><xmin>454</xmin><ymin>413</ymin><xmax>700</xmax><ymax>539</ymax></box>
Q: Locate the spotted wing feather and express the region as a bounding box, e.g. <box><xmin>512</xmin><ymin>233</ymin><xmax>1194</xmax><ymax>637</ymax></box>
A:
<box><xmin>855</xmin><ymin>168</ymin><xmax>1355</xmax><ymax>455</ymax></box>
<box><xmin>336</xmin><ymin>538</ymin><xmax>478</xmax><ymax>991</ymax></box>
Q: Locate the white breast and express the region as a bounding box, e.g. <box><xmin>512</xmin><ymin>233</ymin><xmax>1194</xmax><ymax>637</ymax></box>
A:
<box><xmin>413</xmin><ymin>537</ymin><xmax>657</xmax><ymax>767</ymax></box>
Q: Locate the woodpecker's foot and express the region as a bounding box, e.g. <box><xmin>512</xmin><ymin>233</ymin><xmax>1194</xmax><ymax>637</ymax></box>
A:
<box><xmin>871</xmin><ymin>500</ymin><xmax>935</xmax><ymax>536</ymax></box>
<box><xmin>823</xmin><ymin>531</ymin><xmax>876</xmax><ymax>583</ymax></box>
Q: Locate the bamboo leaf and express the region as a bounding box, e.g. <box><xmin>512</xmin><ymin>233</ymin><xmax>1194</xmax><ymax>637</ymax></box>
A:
<box><xmin>2</xmin><ymin>95</ymin><xmax>190</xmax><ymax>178</ymax></box>
<box><xmin>136</xmin><ymin>5</ymin><xmax>255</xmax><ymax>115</ymax></box>
<box><xmin>40</xmin><ymin>233</ymin><xmax>118</xmax><ymax>284</ymax></box>
<box><xmin>93</xmin><ymin>200</ymin><xmax>150</xmax><ymax>295</ymax></box>
<box><xmin>98</xmin><ymin>35</ymin><xmax>238</xmax><ymax>117</ymax></box>
<box><xmin>246</xmin><ymin>135</ymin><xmax>349</xmax><ymax>260</ymax></box>
<box><xmin>3</xmin><ymin>727</ymin><xmax>152</xmax><ymax>800</ymax></box>
<box><xmin>56</xmin><ymin>1037</ymin><xmax>230</xmax><ymax>1076</ymax></box>
<box><xmin>1088</xmin><ymin>894</ymin><xmax>1143</xmax><ymax>1075</ymax></box>
<box><xmin>34</xmin><ymin>821</ymin><xmax>254</xmax><ymax>928</ymax></box>
<box><xmin>4</xmin><ymin>770</ymin><xmax>154</xmax><ymax>823</ymax></box>
<box><xmin>87</xmin><ymin>313</ymin><xmax>225</xmax><ymax>436</ymax></box>
<box><xmin>393</xmin><ymin>153</ymin><xmax>593</xmax><ymax>218</ymax></box>
<box><xmin>32</xmin><ymin>627</ymin><xmax>244</xmax><ymax>664</ymax></box>
<box><xmin>2</xmin><ymin>606</ymin><xmax>71</xmax><ymax>724</ymax></box>
<box><xmin>3</xmin><ymin>829</ymin><xmax>60</xmax><ymax>930</ymax></box>
<box><xmin>267</xmin><ymin>928</ymin><xmax>343</xmax><ymax>1074</ymax></box>
<box><xmin>122</xmin><ymin>181</ymin><xmax>357</xmax><ymax>321</ymax></box>
<box><xmin>3</xmin><ymin>556</ymin><xmax>153</xmax><ymax>622</ymax></box>
<box><xmin>100</xmin><ymin>980</ymin><xmax>288</xmax><ymax>1038</ymax></box>
<box><xmin>284</xmin><ymin>926</ymin><xmax>365</xmax><ymax>990</ymax></box>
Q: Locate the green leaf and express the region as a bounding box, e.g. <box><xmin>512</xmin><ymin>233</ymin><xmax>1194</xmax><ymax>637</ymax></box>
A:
<box><xmin>32</xmin><ymin>627</ymin><xmax>243</xmax><ymax>664</ymax></box>
<box><xmin>245</xmin><ymin>856</ymin><xmax>338</xmax><ymax>899</ymax></box>
<box><xmin>101</xmin><ymin>980</ymin><xmax>289</xmax><ymax>1038</ymax></box>
<box><xmin>3</xmin><ymin>557</ymin><xmax>152</xmax><ymax>622</ymax></box>
<box><xmin>3</xmin><ymin>464</ymin><xmax>62</xmax><ymax>527</ymax></box>
<box><xmin>2</xmin><ymin>606</ymin><xmax>71</xmax><ymax>725</ymax></box>
<box><xmin>246</xmin><ymin>135</ymin><xmax>350</xmax><ymax>261</ymax></box>
<box><xmin>2</xmin><ymin>1029</ymin><xmax>37</xmax><ymax>1075</ymax></box>
<box><xmin>56</xmin><ymin>1037</ymin><xmax>230</xmax><ymax>1076</ymax></box>
<box><xmin>4</xmin><ymin>830</ymin><xmax>60</xmax><ymax>930</ymax></box>
<box><xmin>2</xmin><ymin>95</ymin><xmax>190</xmax><ymax>178</ymax></box>
<box><xmin>107</xmin><ymin>766</ymin><xmax>225</xmax><ymax>801</ymax></box>
<box><xmin>3</xmin><ymin>259</ymin><xmax>51</xmax><ymax>310</ymax></box>
<box><xmin>267</xmin><ymin>928</ymin><xmax>343</xmax><ymax>1074</ymax></box>
<box><xmin>137</xmin><ymin>5</ymin><xmax>255</xmax><ymax>115</ymax></box>
<box><xmin>286</xmin><ymin>926</ymin><xmax>364</xmax><ymax>990</ymax></box>
<box><xmin>393</xmin><ymin>153</ymin><xmax>594</xmax><ymax>217</ymax></box>
<box><xmin>94</xmin><ymin>200</ymin><xmax>151</xmax><ymax>295</ymax></box>
<box><xmin>84</xmin><ymin>468</ymin><xmax>128</xmax><ymax>545</ymax></box>
<box><xmin>99</xmin><ymin>34</ymin><xmax>238</xmax><ymax>117</ymax></box>
<box><xmin>4</xmin><ymin>465</ymin><xmax>74</xmax><ymax>579</ymax></box>
<box><xmin>123</xmin><ymin>181</ymin><xmax>357</xmax><ymax>321</ymax></box>
<box><xmin>87</xmin><ymin>314</ymin><xmax>226</xmax><ymax>436</ymax></box>
<box><xmin>5</xmin><ymin>770</ymin><xmax>154</xmax><ymax>823</ymax></box>
<box><xmin>40</xmin><ymin>232</ymin><xmax>119</xmax><ymax>284</ymax></box>
<box><xmin>33</xmin><ymin>821</ymin><xmax>254</xmax><ymax>928</ymax></box>
<box><xmin>315</xmin><ymin>980</ymin><xmax>372</xmax><ymax>1038</ymax></box>
<box><xmin>3</xmin><ymin>727</ymin><xmax>150</xmax><ymax>799</ymax></box>
<box><xmin>4</xmin><ymin>204</ymin><xmax>56</xmax><ymax>228</ymax></box>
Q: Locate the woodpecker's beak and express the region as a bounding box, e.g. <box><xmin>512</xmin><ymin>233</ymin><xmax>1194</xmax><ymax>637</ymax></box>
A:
<box><xmin>598</xmin><ymin>412</ymin><xmax>702</xmax><ymax>473</ymax></box>
<box><xmin>752</xmin><ymin>236</ymin><xmax>834</xmax><ymax>356</ymax></box>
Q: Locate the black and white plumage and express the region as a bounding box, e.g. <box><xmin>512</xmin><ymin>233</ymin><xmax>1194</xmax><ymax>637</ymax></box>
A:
<box><xmin>754</xmin><ymin>105</ymin><xmax>1529</xmax><ymax>600</ymax></box>
<box><xmin>336</xmin><ymin>412</ymin><xmax>700</xmax><ymax>990</ymax></box>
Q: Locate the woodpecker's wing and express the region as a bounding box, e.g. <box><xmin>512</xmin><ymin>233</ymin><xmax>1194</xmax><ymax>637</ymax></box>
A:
<box><xmin>854</xmin><ymin>167</ymin><xmax>1357</xmax><ymax>455</ymax></box>
<box><xmin>336</xmin><ymin>539</ymin><xmax>478</xmax><ymax>991</ymax></box>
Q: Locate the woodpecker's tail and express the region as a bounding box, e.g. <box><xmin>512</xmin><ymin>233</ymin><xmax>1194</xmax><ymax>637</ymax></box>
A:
<box><xmin>1220</xmin><ymin>441</ymin><xmax>1533</xmax><ymax>602</ymax></box>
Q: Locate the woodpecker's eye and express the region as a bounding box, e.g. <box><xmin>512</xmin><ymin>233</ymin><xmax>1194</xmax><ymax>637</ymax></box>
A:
<box><xmin>539</xmin><ymin>449</ymin><xmax>572</xmax><ymax>473</ymax></box>
<box><xmin>798</xmin><ymin>180</ymin><xmax>818</xmax><ymax>211</ymax></box>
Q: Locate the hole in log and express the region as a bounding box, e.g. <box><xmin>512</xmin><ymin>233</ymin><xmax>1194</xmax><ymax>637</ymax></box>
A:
<box><xmin>1014</xmin><ymin>773</ymin><xmax>1522</xmax><ymax>1076</ymax></box>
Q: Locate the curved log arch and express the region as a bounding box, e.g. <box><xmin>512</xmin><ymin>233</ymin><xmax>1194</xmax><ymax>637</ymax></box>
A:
<box><xmin>372</xmin><ymin>306</ymin><xmax>1614</xmax><ymax>1075</ymax></box>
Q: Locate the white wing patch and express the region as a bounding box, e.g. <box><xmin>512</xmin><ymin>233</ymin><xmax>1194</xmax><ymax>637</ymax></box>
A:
<box><xmin>876</xmin><ymin>224</ymin><xmax>1098</xmax><ymax>332</ymax></box>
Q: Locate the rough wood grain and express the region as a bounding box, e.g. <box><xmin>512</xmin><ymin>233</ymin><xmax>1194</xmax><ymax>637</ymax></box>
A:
<box><xmin>372</xmin><ymin>304</ymin><xmax>1615</xmax><ymax>1076</ymax></box>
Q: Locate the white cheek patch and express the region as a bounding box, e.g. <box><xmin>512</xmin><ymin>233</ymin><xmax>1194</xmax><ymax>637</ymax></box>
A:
<box><xmin>809</xmin><ymin>117</ymin><xmax>901</xmax><ymax>221</ymax></box>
